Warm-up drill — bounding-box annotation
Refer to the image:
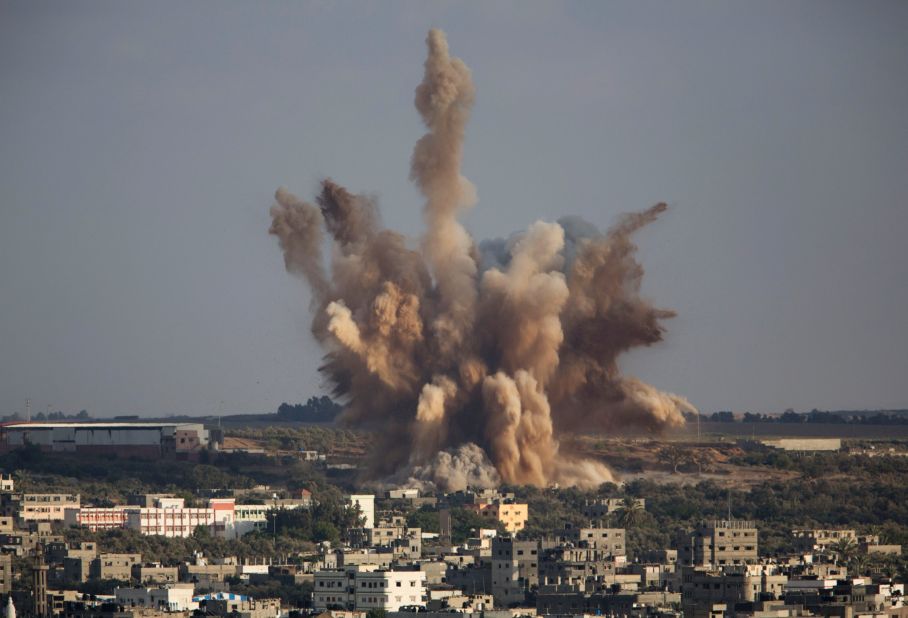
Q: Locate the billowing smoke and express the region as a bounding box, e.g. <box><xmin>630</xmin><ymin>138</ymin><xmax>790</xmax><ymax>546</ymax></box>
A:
<box><xmin>269</xmin><ymin>29</ymin><xmax>694</xmax><ymax>491</ymax></box>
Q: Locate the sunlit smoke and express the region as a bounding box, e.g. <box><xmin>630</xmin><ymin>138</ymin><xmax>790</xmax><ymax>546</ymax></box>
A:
<box><xmin>268</xmin><ymin>29</ymin><xmax>693</xmax><ymax>491</ymax></box>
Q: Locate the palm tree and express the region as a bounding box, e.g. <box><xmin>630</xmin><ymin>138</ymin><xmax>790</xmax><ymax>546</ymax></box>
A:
<box><xmin>832</xmin><ymin>537</ymin><xmax>858</xmax><ymax>566</ymax></box>
<box><xmin>616</xmin><ymin>497</ymin><xmax>644</xmax><ymax>528</ymax></box>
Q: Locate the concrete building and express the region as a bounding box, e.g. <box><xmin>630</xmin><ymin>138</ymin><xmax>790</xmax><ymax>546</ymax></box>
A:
<box><xmin>90</xmin><ymin>554</ymin><xmax>142</xmax><ymax>581</ymax></box>
<box><xmin>677</xmin><ymin>520</ymin><xmax>758</xmax><ymax>567</ymax></box>
<box><xmin>115</xmin><ymin>585</ymin><xmax>197</xmax><ymax>612</ymax></box>
<box><xmin>583</xmin><ymin>498</ymin><xmax>646</xmax><ymax>520</ymax></box>
<box><xmin>313</xmin><ymin>567</ymin><xmax>426</xmax><ymax>612</ymax></box>
<box><xmin>537</xmin><ymin>589</ymin><xmax>681</xmax><ymax>616</ymax></box>
<box><xmin>491</xmin><ymin>537</ymin><xmax>541</xmax><ymax>607</ymax></box>
<box><xmin>347</xmin><ymin>495</ymin><xmax>375</xmax><ymax>529</ymax></box>
<box><xmin>0</xmin><ymin>422</ymin><xmax>209</xmax><ymax>458</ymax></box>
<box><xmin>792</xmin><ymin>528</ymin><xmax>857</xmax><ymax>552</ymax></box>
<box><xmin>558</xmin><ymin>524</ymin><xmax>627</xmax><ymax>556</ymax></box>
<box><xmin>681</xmin><ymin>565</ymin><xmax>788</xmax><ymax>618</ymax></box>
<box><xmin>125</xmin><ymin>498</ymin><xmax>215</xmax><ymax>538</ymax></box>
<box><xmin>354</xmin><ymin>569</ymin><xmax>426</xmax><ymax>612</ymax></box>
<box><xmin>64</xmin><ymin>507</ymin><xmax>127</xmax><ymax>531</ymax></box>
<box><xmin>466</xmin><ymin>502</ymin><xmax>529</xmax><ymax>534</ymax></box>
<box><xmin>131</xmin><ymin>564</ymin><xmax>179</xmax><ymax>585</ymax></box>
<box><xmin>8</xmin><ymin>493</ymin><xmax>80</xmax><ymax>522</ymax></box>
<box><xmin>0</xmin><ymin>553</ymin><xmax>11</xmax><ymax>594</ymax></box>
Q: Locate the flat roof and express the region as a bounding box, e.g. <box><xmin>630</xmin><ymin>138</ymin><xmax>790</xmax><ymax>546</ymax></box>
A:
<box><xmin>2</xmin><ymin>422</ymin><xmax>201</xmax><ymax>430</ymax></box>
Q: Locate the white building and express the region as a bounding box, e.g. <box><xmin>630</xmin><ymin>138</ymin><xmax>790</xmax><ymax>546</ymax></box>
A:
<box><xmin>314</xmin><ymin>568</ymin><xmax>426</xmax><ymax>612</ymax></box>
<box><xmin>115</xmin><ymin>586</ymin><xmax>198</xmax><ymax>612</ymax></box>
<box><xmin>355</xmin><ymin>569</ymin><xmax>426</xmax><ymax>611</ymax></box>
<box><xmin>125</xmin><ymin>498</ymin><xmax>215</xmax><ymax>538</ymax></box>
<box><xmin>348</xmin><ymin>495</ymin><xmax>375</xmax><ymax>529</ymax></box>
<box><xmin>64</xmin><ymin>506</ymin><xmax>127</xmax><ymax>530</ymax></box>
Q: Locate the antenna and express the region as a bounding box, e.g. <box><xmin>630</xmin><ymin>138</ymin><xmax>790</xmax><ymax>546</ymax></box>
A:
<box><xmin>25</xmin><ymin>399</ymin><xmax>31</xmax><ymax>423</ymax></box>
<box><xmin>727</xmin><ymin>489</ymin><xmax>732</xmax><ymax>521</ymax></box>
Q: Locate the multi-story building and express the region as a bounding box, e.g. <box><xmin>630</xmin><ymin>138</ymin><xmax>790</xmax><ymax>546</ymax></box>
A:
<box><xmin>63</xmin><ymin>556</ymin><xmax>91</xmax><ymax>584</ymax></box>
<box><xmin>64</xmin><ymin>507</ymin><xmax>128</xmax><ymax>531</ymax></box>
<box><xmin>126</xmin><ymin>506</ymin><xmax>215</xmax><ymax>538</ymax></box>
<box><xmin>558</xmin><ymin>524</ymin><xmax>627</xmax><ymax>556</ymax></box>
<box><xmin>354</xmin><ymin>569</ymin><xmax>426</xmax><ymax>611</ymax></box>
<box><xmin>467</xmin><ymin>502</ymin><xmax>529</xmax><ymax>534</ymax></box>
<box><xmin>0</xmin><ymin>554</ymin><xmax>11</xmax><ymax>594</ymax></box>
<box><xmin>313</xmin><ymin>567</ymin><xmax>426</xmax><ymax>612</ymax></box>
<box><xmin>491</xmin><ymin>537</ymin><xmax>542</xmax><ymax>607</ymax></box>
<box><xmin>680</xmin><ymin>565</ymin><xmax>787</xmax><ymax>618</ymax></box>
<box><xmin>792</xmin><ymin>528</ymin><xmax>857</xmax><ymax>552</ymax></box>
<box><xmin>90</xmin><ymin>553</ymin><xmax>142</xmax><ymax>581</ymax></box>
<box><xmin>0</xmin><ymin>475</ymin><xmax>13</xmax><ymax>492</ymax></box>
<box><xmin>676</xmin><ymin>520</ymin><xmax>758</xmax><ymax>567</ymax></box>
<box><xmin>132</xmin><ymin>563</ymin><xmax>179</xmax><ymax>584</ymax></box>
<box><xmin>8</xmin><ymin>493</ymin><xmax>81</xmax><ymax>522</ymax></box>
<box><xmin>347</xmin><ymin>495</ymin><xmax>375</xmax><ymax>529</ymax></box>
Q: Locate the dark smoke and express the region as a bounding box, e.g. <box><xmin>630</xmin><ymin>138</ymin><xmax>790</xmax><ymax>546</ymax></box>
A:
<box><xmin>268</xmin><ymin>29</ymin><xmax>694</xmax><ymax>490</ymax></box>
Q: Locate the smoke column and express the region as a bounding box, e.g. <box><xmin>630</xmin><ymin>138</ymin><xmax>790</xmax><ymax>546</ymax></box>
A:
<box><xmin>269</xmin><ymin>29</ymin><xmax>694</xmax><ymax>491</ymax></box>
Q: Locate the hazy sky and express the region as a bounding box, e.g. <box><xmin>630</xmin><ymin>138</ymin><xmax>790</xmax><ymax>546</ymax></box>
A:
<box><xmin>2</xmin><ymin>1</ymin><xmax>906</xmax><ymax>418</ymax></box>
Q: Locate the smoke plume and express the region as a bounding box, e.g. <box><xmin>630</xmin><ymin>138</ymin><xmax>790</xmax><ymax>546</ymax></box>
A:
<box><xmin>269</xmin><ymin>29</ymin><xmax>692</xmax><ymax>491</ymax></box>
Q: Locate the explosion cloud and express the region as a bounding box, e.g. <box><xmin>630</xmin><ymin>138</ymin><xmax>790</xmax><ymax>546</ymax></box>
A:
<box><xmin>269</xmin><ymin>29</ymin><xmax>694</xmax><ymax>491</ymax></box>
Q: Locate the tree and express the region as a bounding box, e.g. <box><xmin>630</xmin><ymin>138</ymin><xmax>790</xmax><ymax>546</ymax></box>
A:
<box><xmin>616</xmin><ymin>497</ymin><xmax>644</xmax><ymax>528</ymax></box>
<box><xmin>659</xmin><ymin>446</ymin><xmax>687</xmax><ymax>474</ymax></box>
<box><xmin>832</xmin><ymin>538</ymin><xmax>857</xmax><ymax>566</ymax></box>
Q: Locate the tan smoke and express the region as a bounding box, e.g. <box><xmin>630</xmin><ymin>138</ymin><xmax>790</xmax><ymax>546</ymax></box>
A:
<box><xmin>269</xmin><ymin>29</ymin><xmax>693</xmax><ymax>490</ymax></box>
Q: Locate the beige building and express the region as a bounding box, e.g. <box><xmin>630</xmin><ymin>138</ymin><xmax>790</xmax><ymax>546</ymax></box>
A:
<box><xmin>90</xmin><ymin>553</ymin><xmax>142</xmax><ymax>581</ymax></box>
<box><xmin>16</xmin><ymin>493</ymin><xmax>80</xmax><ymax>522</ymax></box>
<box><xmin>467</xmin><ymin>502</ymin><xmax>528</xmax><ymax>533</ymax></box>
<box><xmin>132</xmin><ymin>563</ymin><xmax>180</xmax><ymax>584</ymax></box>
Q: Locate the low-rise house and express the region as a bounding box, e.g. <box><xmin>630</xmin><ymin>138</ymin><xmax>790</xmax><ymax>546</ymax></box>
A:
<box><xmin>115</xmin><ymin>585</ymin><xmax>197</xmax><ymax>612</ymax></box>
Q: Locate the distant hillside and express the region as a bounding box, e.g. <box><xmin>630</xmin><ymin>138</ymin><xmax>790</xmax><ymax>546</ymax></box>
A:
<box><xmin>686</xmin><ymin>409</ymin><xmax>908</xmax><ymax>425</ymax></box>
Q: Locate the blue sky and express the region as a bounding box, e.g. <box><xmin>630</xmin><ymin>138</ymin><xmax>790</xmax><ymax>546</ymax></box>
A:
<box><xmin>1</xmin><ymin>1</ymin><xmax>906</xmax><ymax>417</ymax></box>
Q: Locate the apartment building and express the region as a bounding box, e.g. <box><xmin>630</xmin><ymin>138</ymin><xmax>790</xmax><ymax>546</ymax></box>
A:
<box><xmin>558</xmin><ymin>524</ymin><xmax>627</xmax><ymax>556</ymax></box>
<box><xmin>680</xmin><ymin>565</ymin><xmax>787</xmax><ymax>618</ymax></box>
<box><xmin>132</xmin><ymin>563</ymin><xmax>179</xmax><ymax>584</ymax></box>
<box><xmin>90</xmin><ymin>554</ymin><xmax>142</xmax><ymax>581</ymax></box>
<box><xmin>467</xmin><ymin>502</ymin><xmax>529</xmax><ymax>534</ymax></box>
<box><xmin>11</xmin><ymin>493</ymin><xmax>80</xmax><ymax>522</ymax></box>
<box><xmin>347</xmin><ymin>495</ymin><xmax>375</xmax><ymax>529</ymax></box>
<box><xmin>313</xmin><ymin>567</ymin><xmax>426</xmax><ymax>612</ymax></box>
<box><xmin>491</xmin><ymin>537</ymin><xmax>541</xmax><ymax>607</ymax></box>
<box><xmin>354</xmin><ymin>569</ymin><xmax>426</xmax><ymax>611</ymax></box>
<box><xmin>677</xmin><ymin>520</ymin><xmax>758</xmax><ymax>567</ymax></box>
